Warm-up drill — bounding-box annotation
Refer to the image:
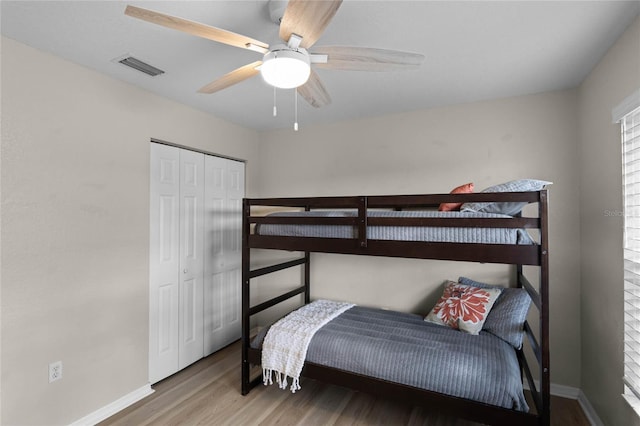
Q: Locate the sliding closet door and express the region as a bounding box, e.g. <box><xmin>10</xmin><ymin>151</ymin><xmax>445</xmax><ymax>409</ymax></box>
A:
<box><xmin>150</xmin><ymin>144</ymin><xmax>205</xmax><ymax>382</ymax></box>
<box><xmin>177</xmin><ymin>149</ymin><xmax>205</xmax><ymax>370</ymax></box>
<box><xmin>204</xmin><ymin>156</ymin><xmax>244</xmax><ymax>355</ymax></box>
<box><xmin>151</xmin><ymin>143</ymin><xmax>244</xmax><ymax>381</ymax></box>
<box><xmin>149</xmin><ymin>144</ymin><xmax>181</xmax><ymax>383</ymax></box>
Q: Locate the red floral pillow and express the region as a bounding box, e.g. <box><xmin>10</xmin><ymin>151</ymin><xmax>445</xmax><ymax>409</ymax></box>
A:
<box><xmin>425</xmin><ymin>281</ymin><xmax>502</xmax><ymax>334</ymax></box>
<box><xmin>439</xmin><ymin>182</ymin><xmax>474</xmax><ymax>212</ymax></box>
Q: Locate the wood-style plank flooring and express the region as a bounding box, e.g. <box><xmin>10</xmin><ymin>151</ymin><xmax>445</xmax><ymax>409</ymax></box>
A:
<box><xmin>101</xmin><ymin>341</ymin><xmax>590</xmax><ymax>426</ymax></box>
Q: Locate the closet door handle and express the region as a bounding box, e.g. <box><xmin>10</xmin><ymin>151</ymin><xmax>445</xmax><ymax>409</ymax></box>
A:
<box><xmin>183</xmin><ymin>269</ymin><xmax>188</xmax><ymax>274</ymax></box>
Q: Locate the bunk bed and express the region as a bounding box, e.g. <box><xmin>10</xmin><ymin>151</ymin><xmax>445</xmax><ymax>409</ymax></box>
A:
<box><xmin>241</xmin><ymin>189</ymin><xmax>550</xmax><ymax>426</ymax></box>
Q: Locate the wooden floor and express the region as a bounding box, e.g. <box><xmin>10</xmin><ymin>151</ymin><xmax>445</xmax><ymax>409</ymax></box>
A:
<box><xmin>101</xmin><ymin>341</ymin><xmax>590</xmax><ymax>426</ymax></box>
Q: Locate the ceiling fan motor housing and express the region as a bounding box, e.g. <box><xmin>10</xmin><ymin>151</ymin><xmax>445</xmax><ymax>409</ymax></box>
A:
<box><xmin>261</xmin><ymin>47</ymin><xmax>311</xmax><ymax>89</ymax></box>
<box><xmin>268</xmin><ymin>0</ymin><xmax>288</xmax><ymax>25</ymax></box>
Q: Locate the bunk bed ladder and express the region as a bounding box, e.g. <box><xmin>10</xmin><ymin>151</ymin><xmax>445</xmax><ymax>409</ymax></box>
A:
<box><xmin>241</xmin><ymin>199</ymin><xmax>312</xmax><ymax>395</ymax></box>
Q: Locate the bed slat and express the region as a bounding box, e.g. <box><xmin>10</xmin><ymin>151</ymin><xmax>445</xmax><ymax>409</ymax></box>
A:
<box><xmin>248</xmin><ymin>286</ymin><xmax>306</xmax><ymax>316</ymax></box>
<box><xmin>250</xmin><ymin>216</ymin><xmax>359</xmax><ymax>225</ymax></box>
<box><xmin>248</xmin><ymin>235</ymin><xmax>540</xmax><ymax>265</ymax></box>
<box><xmin>367</xmin><ymin>216</ymin><xmax>540</xmax><ymax>228</ymax></box>
<box><xmin>519</xmin><ymin>350</ymin><xmax>543</xmax><ymax>415</ymax></box>
<box><xmin>250</xmin><ymin>216</ymin><xmax>539</xmax><ymax>228</ymax></box>
<box><xmin>519</xmin><ymin>272</ymin><xmax>542</xmax><ymax>310</ymax></box>
<box><xmin>524</xmin><ymin>320</ymin><xmax>542</xmax><ymax>365</ymax></box>
<box><xmin>248</xmin><ymin>258</ymin><xmax>306</xmax><ymax>278</ymax></box>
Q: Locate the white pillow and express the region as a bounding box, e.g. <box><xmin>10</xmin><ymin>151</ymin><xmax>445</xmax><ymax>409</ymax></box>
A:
<box><xmin>460</xmin><ymin>179</ymin><xmax>551</xmax><ymax>215</ymax></box>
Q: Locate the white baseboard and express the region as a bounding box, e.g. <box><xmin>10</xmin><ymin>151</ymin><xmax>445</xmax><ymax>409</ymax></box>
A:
<box><xmin>69</xmin><ymin>380</ymin><xmax>604</xmax><ymax>426</ymax></box>
<box><xmin>522</xmin><ymin>380</ymin><xmax>579</xmax><ymax>398</ymax></box>
<box><xmin>70</xmin><ymin>384</ymin><xmax>154</xmax><ymax>426</ymax></box>
<box><xmin>578</xmin><ymin>390</ymin><xmax>605</xmax><ymax>426</ymax></box>
<box><xmin>523</xmin><ymin>381</ymin><xmax>603</xmax><ymax>426</ymax></box>
<box><xmin>549</xmin><ymin>382</ymin><xmax>581</xmax><ymax>399</ymax></box>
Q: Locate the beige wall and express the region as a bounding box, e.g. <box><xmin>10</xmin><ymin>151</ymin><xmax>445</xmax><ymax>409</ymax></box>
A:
<box><xmin>2</xmin><ymin>14</ymin><xmax>638</xmax><ymax>425</ymax></box>
<box><xmin>0</xmin><ymin>37</ymin><xmax>260</xmax><ymax>425</ymax></box>
<box><xmin>257</xmin><ymin>89</ymin><xmax>582</xmax><ymax>388</ymax></box>
<box><xmin>578</xmin><ymin>17</ymin><xmax>640</xmax><ymax>426</ymax></box>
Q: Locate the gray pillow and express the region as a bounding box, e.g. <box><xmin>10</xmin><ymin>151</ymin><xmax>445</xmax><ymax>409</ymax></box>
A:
<box><xmin>458</xmin><ymin>276</ymin><xmax>532</xmax><ymax>349</ymax></box>
<box><xmin>460</xmin><ymin>179</ymin><xmax>552</xmax><ymax>215</ymax></box>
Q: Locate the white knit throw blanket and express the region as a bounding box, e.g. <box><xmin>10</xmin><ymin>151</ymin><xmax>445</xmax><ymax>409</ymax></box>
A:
<box><xmin>262</xmin><ymin>299</ymin><xmax>355</xmax><ymax>393</ymax></box>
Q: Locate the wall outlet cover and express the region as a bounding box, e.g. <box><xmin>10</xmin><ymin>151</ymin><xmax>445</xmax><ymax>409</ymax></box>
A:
<box><xmin>49</xmin><ymin>361</ymin><xmax>62</xmax><ymax>383</ymax></box>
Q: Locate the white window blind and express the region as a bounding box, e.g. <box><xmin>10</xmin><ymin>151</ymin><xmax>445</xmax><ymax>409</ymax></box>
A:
<box><xmin>623</xmin><ymin>105</ymin><xmax>640</xmax><ymax>408</ymax></box>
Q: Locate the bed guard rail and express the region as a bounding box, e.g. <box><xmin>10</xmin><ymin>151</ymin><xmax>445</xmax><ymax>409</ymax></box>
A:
<box><xmin>243</xmin><ymin>191</ymin><xmax>545</xmax><ymax>265</ymax></box>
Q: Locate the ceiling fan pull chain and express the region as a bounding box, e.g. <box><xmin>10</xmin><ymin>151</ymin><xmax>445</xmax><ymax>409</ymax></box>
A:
<box><xmin>273</xmin><ymin>86</ymin><xmax>278</xmax><ymax>117</ymax></box>
<box><xmin>294</xmin><ymin>88</ymin><xmax>299</xmax><ymax>131</ymax></box>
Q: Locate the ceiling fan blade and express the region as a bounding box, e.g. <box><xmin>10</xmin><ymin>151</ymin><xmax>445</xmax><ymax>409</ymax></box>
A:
<box><xmin>125</xmin><ymin>5</ymin><xmax>269</xmax><ymax>53</ymax></box>
<box><xmin>312</xmin><ymin>46</ymin><xmax>425</xmax><ymax>71</ymax></box>
<box><xmin>279</xmin><ymin>0</ymin><xmax>342</xmax><ymax>49</ymax></box>
<box><xmin>298</xmin><ymin>69</ymin><xmax>331</xmax><ymax>108</ymax></box>
<box><xmin>198</xmin><ymin>61</ymin><xmax>262</xmax><ymax>94</ymax></box>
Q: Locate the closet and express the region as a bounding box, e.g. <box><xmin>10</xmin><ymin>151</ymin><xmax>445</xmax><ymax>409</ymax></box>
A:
<box><xmin>149</xmin><ymin>142</ymin><xmax>244</xmax><ymax>383</ymax></box>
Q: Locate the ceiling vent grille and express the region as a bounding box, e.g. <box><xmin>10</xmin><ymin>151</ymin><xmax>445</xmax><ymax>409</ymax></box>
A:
<box><xmin>118</xmin><ymin>56</ymin><xmax>165</xmax><ymax>76</ymax></box>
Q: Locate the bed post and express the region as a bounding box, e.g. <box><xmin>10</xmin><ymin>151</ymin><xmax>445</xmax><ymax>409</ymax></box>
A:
<box><xmin>304</xmin><ymin>205</ymin><xmax>311</xmax><ymax>304</ymax></box>
<box><xmin>357</xmin><ymin>196</ymin><xmax>368</xmax><ymax>248</ymax></box>
<box><xmin>514</xmin><ymin>210</ymin><xmax>525</xmax><ymax>377</ymax></box>
<box><xmin>515</xmin><ymin>262</ymin><xmax>525</xmax><ymax>385</ymax></box>
<box><xmin>241</xmin><ymin>198</ymin><xmax>251</xmax><ymax>395</ymax></box>
<box><xmin>304</xmin><ymin>252</ymin><xmax>311</xmax><ymax>304</ymax></box>
<box><xmin>539</xmin><ymin>190</ymin><xmax>550</xmax><ymax>425</ymax></box>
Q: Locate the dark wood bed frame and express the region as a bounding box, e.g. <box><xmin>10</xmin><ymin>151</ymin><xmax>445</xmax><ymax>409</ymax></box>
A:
<box><xmin>241</xmin><ymin>190</ymin><xmax>550</xmax><ymax>426</ymax></box>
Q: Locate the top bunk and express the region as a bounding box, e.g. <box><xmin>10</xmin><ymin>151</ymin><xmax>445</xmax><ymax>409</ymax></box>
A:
<box><xmin>243</xmin><ymin>189</ymin><xmax>548</xmax><ymax>266</ymax></box>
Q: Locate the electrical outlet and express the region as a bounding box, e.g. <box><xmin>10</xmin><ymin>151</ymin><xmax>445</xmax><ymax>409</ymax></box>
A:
<box><xmin>49</xmin><ymin>361</ymin><xmax>62</xmax><ymax>383</ymax></box>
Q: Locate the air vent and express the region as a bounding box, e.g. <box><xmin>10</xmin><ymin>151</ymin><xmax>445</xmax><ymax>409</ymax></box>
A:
<box><xmin>117</xmin><ymin>56</ymin><xmax>165</xmax><ymax>77</ymax></box>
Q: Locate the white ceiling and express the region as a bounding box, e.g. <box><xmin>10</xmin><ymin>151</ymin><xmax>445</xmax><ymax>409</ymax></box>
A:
<box><xmin>2</xmin><ymin>1</ymin><xmax>639</xmax><ymax>131</ymax></box>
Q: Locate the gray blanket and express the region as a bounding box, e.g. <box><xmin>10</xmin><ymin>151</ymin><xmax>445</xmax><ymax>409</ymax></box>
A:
<box><xmin>253</xmin><ymin>305</ymin><xmax>529</xmax><ymax>411</ymax></box>
<box><xmin>255</xmin><ymin>210</ymin><xmax>534</xmax><ymax>245</ymax></box>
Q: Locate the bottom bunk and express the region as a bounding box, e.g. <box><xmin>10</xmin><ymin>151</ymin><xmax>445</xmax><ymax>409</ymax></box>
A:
<box><xmin>244</xmin><ymin>297</ymin><xmax>545</xmax><ymax>426</ymax></box>
<box><xmin>252</xmin><ymin>303</ymin><xmax>527</xmax><ymax>409</ymax></box>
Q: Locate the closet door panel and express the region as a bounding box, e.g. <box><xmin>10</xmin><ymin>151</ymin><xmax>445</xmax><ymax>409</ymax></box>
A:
<box><xmin>205</xmin><ymin>271</ymin><xmax>224</xmax><ymax>335</ymax></box>
<box><xmin>227</xmin><ymin>163</ymin><xmax>245</xmax><ymax>260</ymax></box>
<box><xmin>178</xmin><ymin>149</ymin><xmax>205</xmax><ymax>369</ymax></box>
<box><xmin>204</xmin><ymin>155</ymin><xmax>227</xmax><ymax>354</ymax></box>
<box><xmin>222</xmin><ymin>161</ymin><xmax>244</xmax><ymax>345</ymax></box>
<box><xmin>222</xmin><ymin>268</ymin><xmax>241</xmax><ymax>343</ymax></box>
<box><xmin>150</xmin><ymin>144</ymin><xmax>180</xmax><ymax>383</ymax></box>
<box><xmin>158</xmin><ymin>283</ymin><xmax>177</xmax><ymax>354</ymax></box>
<box><xmin>204</xmin><ymin>157</ymin><xmax>244</xmax><ymax>355</ymax></box>
<box><xmin>204</xmin><ymin>156</ymin><xmax>226</xmax><ymax>272</ymax></box>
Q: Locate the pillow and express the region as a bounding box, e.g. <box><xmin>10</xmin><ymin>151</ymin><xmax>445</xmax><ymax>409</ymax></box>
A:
<box><xmin>458</xmin><ymin>276</ymin><xmax>532</xmax><ymax>349</ymax></box>
<box><xmin>460</xmin><ymin>179</ymin><xmax>552</xmax><ymax>216</ymax></box>
<box><xmin>439</xmin><ymin>182</ymin><xmax>474</xmax><ymax>212</ymax></box>
<box><xmin>425</xmin><ymin>281</ymin><xmax>502</xmax><ymax>334</ymax></box>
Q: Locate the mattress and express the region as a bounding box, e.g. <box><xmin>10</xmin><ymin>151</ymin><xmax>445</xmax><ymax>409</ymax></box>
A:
<box><xmin>252</xmin><ymin>305</ymin><xmax>529</xmax><ymax>411</ymax></box>
<box><xmin>255</xmin><ymin>210</ymin><xmax>534</xmax><ymax>245</ymax></box>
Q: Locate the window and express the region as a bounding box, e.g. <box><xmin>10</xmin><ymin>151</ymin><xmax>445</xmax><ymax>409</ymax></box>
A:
<box><xmin>623</xmin><ymin>105</ymin><xmax>640</xmax><ymax>411</ymax></box>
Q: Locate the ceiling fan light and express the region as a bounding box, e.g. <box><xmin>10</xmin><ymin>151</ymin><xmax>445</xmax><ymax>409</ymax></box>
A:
<box><xmin>261</xmin><ymin>48</ymin><xmax>311</xmax><ymax>89</ymax></box>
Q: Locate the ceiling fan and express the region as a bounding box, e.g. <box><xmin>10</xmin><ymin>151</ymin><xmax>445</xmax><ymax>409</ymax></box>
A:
<box><xmin>124</xmin><ymin>0</ymin><xmax>424</xmax><ymax>110</ymax></box>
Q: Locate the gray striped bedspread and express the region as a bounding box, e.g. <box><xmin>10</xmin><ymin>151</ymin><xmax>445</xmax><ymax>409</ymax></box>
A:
<box><xmin>252</xmin><ymin>305</ymin><xmax>529</xmax><ymax>411</ymax></box>
<box><xmin>255</xmin><ymin>210</ymin><xmax>534</xmax><ymax>245</ymax></box>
